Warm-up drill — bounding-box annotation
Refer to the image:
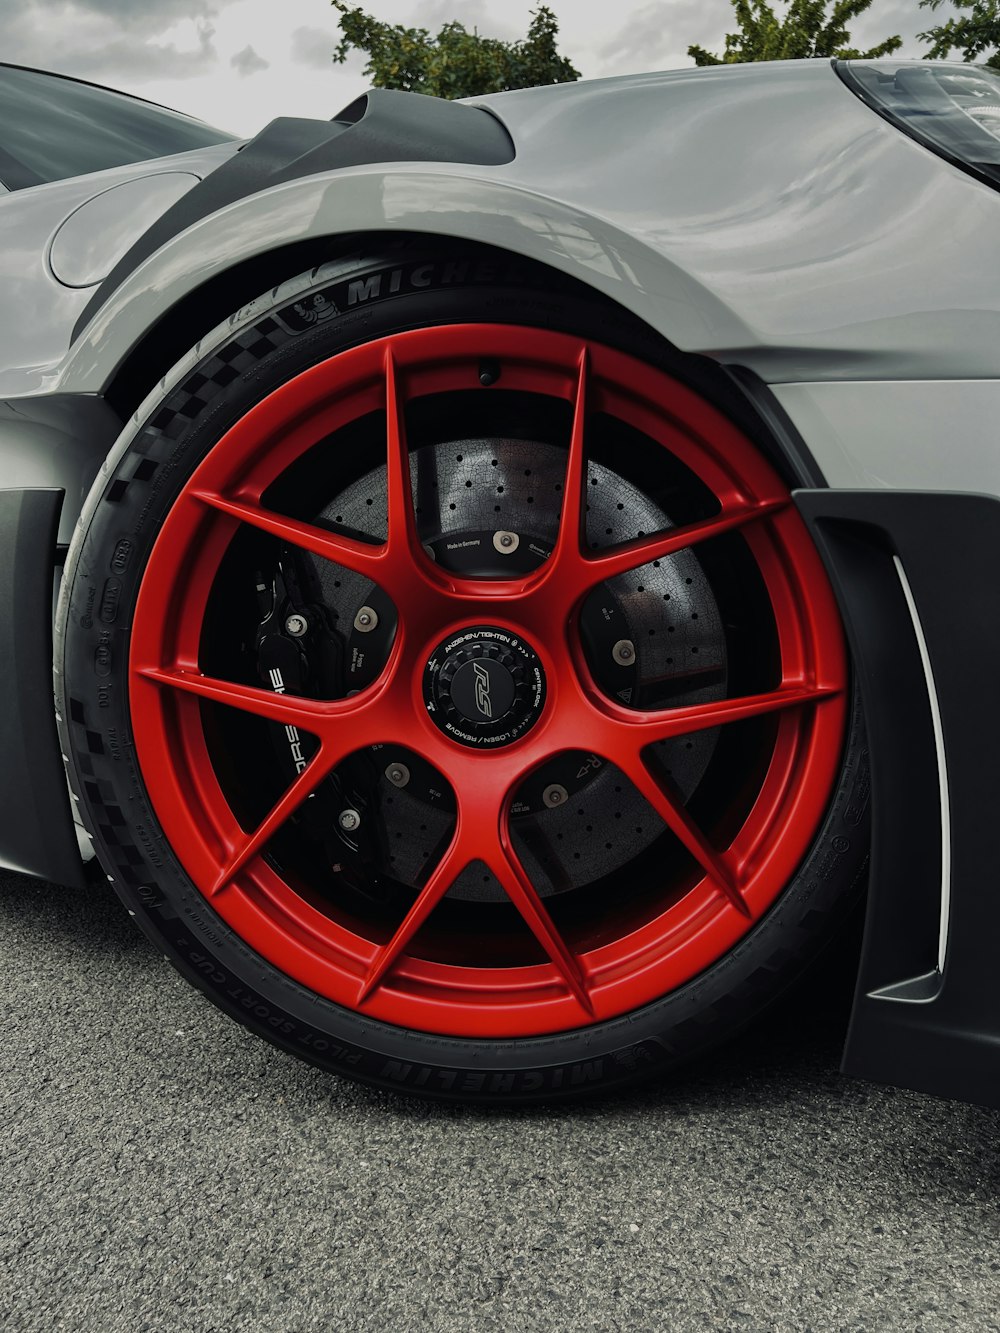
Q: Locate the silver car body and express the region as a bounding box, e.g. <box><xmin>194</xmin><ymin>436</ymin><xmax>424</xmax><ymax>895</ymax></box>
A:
<box><xmin>1</xmin><ymin>57</ymin><xmax>998</xmax><ymax>1106</ymax></box>
<box><xmin>2</xmin><ymin>60</ymin><xmax>999</xmax><ymax>510</ymax></box>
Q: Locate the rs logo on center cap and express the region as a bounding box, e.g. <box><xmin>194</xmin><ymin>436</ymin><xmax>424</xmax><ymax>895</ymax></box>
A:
<box><xmin>422</xmin><ymin>626</ymin><xmax>544</xmax><ymax>748</ymax></box>
<box><xmin>473</xmin><ymin>662</ymin><xmax>493</xmax><ymax>719</ymax></box>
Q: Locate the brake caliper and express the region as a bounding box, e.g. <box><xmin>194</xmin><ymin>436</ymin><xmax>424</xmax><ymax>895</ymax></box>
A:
<box><xmin>254</xmin><ymin>554</ymin><xmax>391</xmax><ymax>900</ymax></box>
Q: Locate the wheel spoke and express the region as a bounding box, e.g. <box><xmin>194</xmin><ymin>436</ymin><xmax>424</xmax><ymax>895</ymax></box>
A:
<box><xmin>191</xmin><ymin>490</ymin><xmax>388</xmax><ymax>580</ymax></box>
<box><xmin>617</xmin><ymin>752</ymin><xmax>747</xmax><ymax>915</ymax></box>
<box><xmin>578</xmin><ymin>496</ymin><xmax>790</xmax><ymax>589</ymax></box>
<box><xmin>137</xmin><ymin>664</ymin><xmax>396</xmax><ymax>739</ymax></box>
<box><xmin>137</xmin><ymin>665</ymin><xmax>333</xmax><ymax>729</ymax></box>
<box><xmin>139</xmin><ymin>667</ymin><xmax>390</xmax><ymax>895</ymax></box>
<box><xmin>622</xmin><ymin>683</ymin><xmax>843</xmax><ymax>745</ymax></box>
<box><xmin>358</xmin><ymin>824</ymin><xmax>472</xmax><ymax>1004</ymax></box>
<box><xmin>383</xmin><ymin>347</ymin><xmax>421</xmax><ymax>561</ymax></box>
<box><xmin>209</xmin><ymin>746</ymin><xmax>335</xmax><ymax>897</ymax></box>
<box><xmin>588</xmin><ymin>680</ymin><xmax>846</xmax><ymax>912</ymax></box>
<box><xmin>491</xmin><ymin>822</ymin><xmax>594</xmax><ymax>1014</ymax></box>
<box><xmin>358</xmin><ymin>783</ymin><xmax>592</xmax><ymax>1014</ymax></box>
<box><xmin>548</xmin><ymin>348</ymin><xmax>590</xmax><ymax>572</ymax></box>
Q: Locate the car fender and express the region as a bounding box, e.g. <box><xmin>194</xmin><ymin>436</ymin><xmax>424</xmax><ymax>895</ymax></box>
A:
<box><xmin>50</xmin><ymin>164</ymin><xmax>747</xmax><ymax>400</ymax></box>
<box><xmin>43</xmin><ymin>58</ymin><xmax>1000</xmax><ymax>412</ymax></box>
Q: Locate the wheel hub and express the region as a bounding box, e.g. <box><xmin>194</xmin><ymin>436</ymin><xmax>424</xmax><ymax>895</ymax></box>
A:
<box><xmin>423</xmin><ymin>626</ymin><xmax>546</xmax><ymax>749</ymax></box>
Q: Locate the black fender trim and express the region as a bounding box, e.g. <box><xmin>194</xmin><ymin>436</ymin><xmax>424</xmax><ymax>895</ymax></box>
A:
<box><xmin>724</xmin><ymin>365</ymin><xmax>827</xmax><ymax>488</ymax></box>
<box><xmin>795</xmin><ymin>489</ymin><xmax>1000</xmax><ymax>1109</ymax></box>
<box><xmin>73</xmin><ymin>89</ymin><xmax>516</xmax><ymax>341</ymax></box>
<box><xmin>0</xmin><ymin>489</ymin><xmax>84</xmax><ymax>888</ymax></box>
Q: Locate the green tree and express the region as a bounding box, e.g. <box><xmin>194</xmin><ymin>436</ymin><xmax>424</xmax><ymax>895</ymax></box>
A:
<box><xmin>689</xmin><ymin>0</ymin><xmax>902</xmax><ymax>65</ymax></box>
<box><xmin>918</xmin><ymin>0</ymin><xmax>1000</xmax><ymax>70</ymax></box>
<box><xmin>331</xmin><ymin>3</ymin><xmax>580</xmax><ymax>99</ymax></box>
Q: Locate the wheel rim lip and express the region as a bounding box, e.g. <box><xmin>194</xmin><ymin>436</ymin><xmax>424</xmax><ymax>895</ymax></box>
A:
<box><xmin>128</xmin><ymin>323</ymin><xmax>848</xmax><ymax>1039</ymax></box>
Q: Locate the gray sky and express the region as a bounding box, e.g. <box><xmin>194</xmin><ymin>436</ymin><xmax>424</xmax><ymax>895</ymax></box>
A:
<box><xmin>2</xmin><ymin>0</ymin><xmax>937</xmax><ymax>135</ymax></box>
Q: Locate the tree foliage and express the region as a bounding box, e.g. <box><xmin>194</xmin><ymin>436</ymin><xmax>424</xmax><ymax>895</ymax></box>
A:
<box><xmin>330</xmin><ymin>3</ymin><xmax>580</xmax><ymax>100</ymax></box>
<box><xmin>688</xmin><ymin>0</ymin><xmax>902</xmax><ymax>65</ymax></box>
<box><xmin>918</xmin><ymin>0</ymin><xmax>1000</xmax><ymax>70</ymax></box>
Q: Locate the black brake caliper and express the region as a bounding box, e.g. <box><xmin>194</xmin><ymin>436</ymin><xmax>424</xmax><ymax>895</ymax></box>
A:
<box><xmin>254</xmin><ymin>552</ymin><xmax>391</xmax><ymax>901</ymax></box>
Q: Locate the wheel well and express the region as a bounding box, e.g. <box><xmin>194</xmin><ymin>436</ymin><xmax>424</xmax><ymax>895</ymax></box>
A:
<box><xmin>105</xmin><ymin>233</ymin><xmax>369</xmax><ymax>419</ymax></box>
<box><xmin>104</xmin><ymin>232</ymin><xmax>616</xmax><ymax>422</ymax></box>
<box><xmin>103</xmin><ymin>229</ymin><xmax>817</xmax><ymax>488</ymax></box>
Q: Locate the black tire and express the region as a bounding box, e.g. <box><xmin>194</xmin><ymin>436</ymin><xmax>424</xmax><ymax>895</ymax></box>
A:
<box><xmin>56</xmin><ymin>248</ymin><xmax>870</xmax><ymax>1103</ymax></box>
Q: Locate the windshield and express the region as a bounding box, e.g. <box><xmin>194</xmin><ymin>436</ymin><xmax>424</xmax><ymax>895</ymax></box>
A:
<box><xmin>0</xmin><ymin>64</ymin><xmax>237</xmax><ymax>191</ymax></box>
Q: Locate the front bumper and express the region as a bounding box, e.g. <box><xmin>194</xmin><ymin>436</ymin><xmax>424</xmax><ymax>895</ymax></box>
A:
<box><xmin>797</xmin><ymin>489</ymin><xmax>1000</xmax><ymax>1109</ymax></box>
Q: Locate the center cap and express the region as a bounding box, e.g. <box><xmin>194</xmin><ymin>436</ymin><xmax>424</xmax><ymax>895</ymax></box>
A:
<box><xmin>423</xmin><ymin>626</ymin><xmax>546</xmax><ymax>748</ymax></box>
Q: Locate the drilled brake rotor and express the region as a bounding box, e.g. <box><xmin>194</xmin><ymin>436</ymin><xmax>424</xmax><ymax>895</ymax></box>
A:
<box><xmin>303</xmin><ymin>437</ymin><xmax>727</xmax><ymax>902</ymax></box>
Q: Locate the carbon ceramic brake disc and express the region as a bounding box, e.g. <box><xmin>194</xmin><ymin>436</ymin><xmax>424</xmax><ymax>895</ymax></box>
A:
<box><xmin>308</xmin><ymin>437</ymin><xmax>727</xmax><ymax>901</ymax></box>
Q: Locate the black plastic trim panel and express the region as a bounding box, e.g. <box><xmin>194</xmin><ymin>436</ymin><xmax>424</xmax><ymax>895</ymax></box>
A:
<box><xmin>0</xmin><ymin>489</ymin><xmax>84</xmax><ymax>888</ymax></box>
<box><xmin>74</xmin><ymin>88</ymin><xmax>516</xmax><ymax>340</ymax></box>
<box><xmin>796</xmin><ymin>489</ymin><xmax>1000</xmax><ymax>1109</ymax></box>
<box><xmin>724</xmin><ymin>365</ymin><xmax>827</xmax><ymax>488</ymax></box>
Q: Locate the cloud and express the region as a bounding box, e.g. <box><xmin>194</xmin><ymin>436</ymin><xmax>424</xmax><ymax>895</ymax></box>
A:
<box><xmin>598</xmin><ymin>0</ymin><xmax>728</xmax><ymax>72</ymax></box>
<box><xmin>4</xmin><ymin>0</ymin><xmax>224</xmax><ymax>35</ymax></box>
<box><xmin>290</xmin><ymin>25</ymin><xmax>337</xmax><ymax>69</ymax></box>
<box><xmin>72</xmin><ymin>22</ymin><xmax>219</xmax><ymax>81</ymax></box>
<box><xmin>230</xmin><ymin>42</ymin><xmax>269</xmax><ymax>75</ymax></box>
<box><xmin>3</xmin><ymin>1</ymin><xmax>223</xmax><ymax>82</ymax></box>
<box><xmin>76</xmin><ymin>0</ymin><xmax>221</xmax><ymax>26</ymax></box>
<box><xmin>410</xmin><ymin>0</ymin><xmax>521</xmax><ymax>40</ymax></box>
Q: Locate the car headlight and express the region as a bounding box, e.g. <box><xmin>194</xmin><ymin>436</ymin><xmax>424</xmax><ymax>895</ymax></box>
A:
<box><xmin>836</xmin><ymin>59</ymin><xmax>1000</xmax><ymax>192</ymax></box>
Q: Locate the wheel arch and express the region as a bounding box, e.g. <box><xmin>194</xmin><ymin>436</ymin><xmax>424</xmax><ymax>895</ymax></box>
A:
<box><xmin>57</xmin><ymin>166</ymin><xmax>754</xmax><ymax>411</ymax></box>
<box><xmin>99</xmin><ymin>229</ymin><xmax>620</xmax><ymax>423</ymax></box>
<box><xmin>103</xmin><ymin>231</ymin><xmax>378</xmax><ymax>419</ymax></box>
<box><xmin>96</xmin><ymin>228</ymin><xmax>819</xmax><ymax>495</ymax></box>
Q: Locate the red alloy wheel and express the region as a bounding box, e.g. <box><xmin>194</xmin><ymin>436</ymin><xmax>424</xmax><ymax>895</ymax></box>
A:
<box><xmin>128</xmin><ymin>325</ymin><xmax>847</xmax><ymax>1039</ymax></box>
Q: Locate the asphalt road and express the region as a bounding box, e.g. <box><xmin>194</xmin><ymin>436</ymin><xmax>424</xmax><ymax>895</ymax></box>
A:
<box><xmin>2</xmin><ymin>869</ymin><xmax>998</xmax><ymax>1333</ymax></box>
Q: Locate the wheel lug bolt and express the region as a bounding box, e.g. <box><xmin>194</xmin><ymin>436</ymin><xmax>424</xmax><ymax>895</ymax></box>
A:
<box><xmin>385</xmin><ymin>763</ymin><xmax>411</xmax><ymax>789</ymax></box>
<box><xmin>354</xmin><ymin>606</ymin><xmax>379</xmax><ymax>633</ymax></box>
<box><xmin>543</xmin><ymin>784</ymin><xmax>569</xmax><ymax>809</ymax></box>
<box><xmin>285</xmin><ymin>614</ymin><xmax>308</xmax><ymax>637</ymax></box>
<box><xmin>493</xmin><ymin>531</ymin><xmax>520</xmax><ymax>554</ymax></box>
<box><xmin>613</xmin><ymin>639</ymin><xmax>636</xmax><ymax>666</ymax></box>
<box><xmin>338</xmin><ymin>808</ymin><xmax>361</xmax><ymax>832</ymax></box>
